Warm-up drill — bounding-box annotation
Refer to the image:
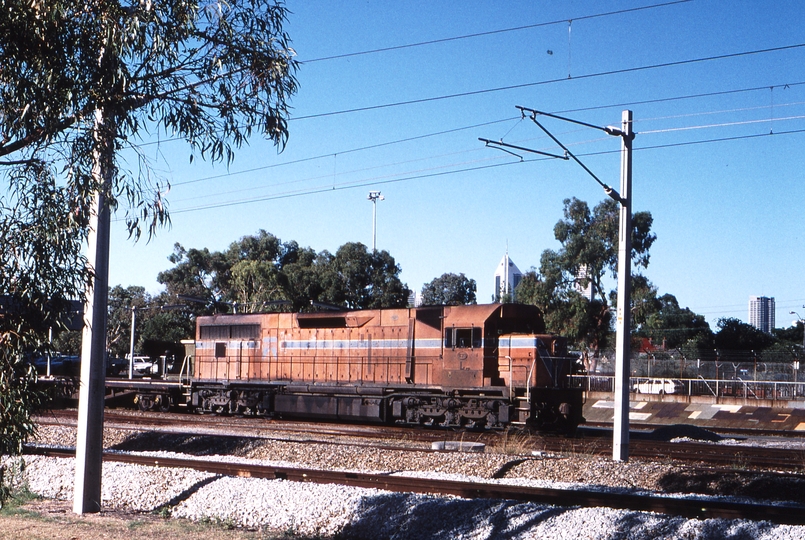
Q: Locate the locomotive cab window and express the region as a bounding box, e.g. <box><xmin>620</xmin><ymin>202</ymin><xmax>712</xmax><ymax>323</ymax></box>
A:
<box><xmin>445</xmin><ymin>327</ymin><xmax>481</xmax><ymax>349</ymax></box>
<box><xmin>215</xmin><ymin>342</ymin><xmax>227</xmax><ymax>358</ymax></box>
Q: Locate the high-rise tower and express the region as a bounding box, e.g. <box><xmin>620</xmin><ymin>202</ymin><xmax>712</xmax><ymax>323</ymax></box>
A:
<box><xmin>494</xmin><ymin>252</ymin><xmax>522</xmax><ymax>301</ymax></box>
<box><xmin>748</xmin><ymin>296</ymin><xmax>775</xmax><ymax>333</ymax></box>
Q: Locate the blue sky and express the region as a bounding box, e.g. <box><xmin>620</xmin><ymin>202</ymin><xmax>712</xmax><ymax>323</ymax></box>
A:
<box><xmin>109</xmin><ymin>0</ymin><xmax>805</xmax><ymax>329</ymax></box>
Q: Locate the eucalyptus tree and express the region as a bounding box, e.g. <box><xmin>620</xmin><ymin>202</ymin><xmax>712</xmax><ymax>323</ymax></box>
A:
<box><xmin>0</xmin><ymin>0</ymin><xmax>298</xmax><ymax>509</ymax></box>
<box><xmin>320</xmin><ymin>243</ymin><xmax>409</xmax><ymax>310</ymax></box>
<box><xmin>547</xmin><ymin>197</ymin><xmax>655</xmax><ymax>305</ymax></box>
<box><xmin>517</xmin><ymin>197</ymin><xmax>655</xmax><ymax>352</ymax></box>
<box><xmin>421</xmin><ymin>273</ymin><xmax>477</xmax><ymax>306</ymax></box>
<box><xmin>0</xmin><ymin>169</ymin><xmax>87</xmax><ymax>506</ymax></box>
<box><xmin>159</xmin><ymin>236</ymin><xmax>411</xmax><ymax>312</ymax></box>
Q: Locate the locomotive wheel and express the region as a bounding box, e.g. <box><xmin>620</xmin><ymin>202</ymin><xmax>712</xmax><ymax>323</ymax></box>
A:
<box><xmin>136</xmin><ymin>394</ymin><xmax>153</xmax><ymax>412</ymax></box>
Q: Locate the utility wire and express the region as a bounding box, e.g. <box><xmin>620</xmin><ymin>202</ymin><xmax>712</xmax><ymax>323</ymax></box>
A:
<box><xmin>301</xmin><ymin>1</ymin><xmax>692</xmax><ymax>64</ymax></box>
<box><xmin>167</xmin><ymin>83</ymin><xmax>805</xmax><ymax>190</ymax></box>
<box><xmin>169</xmin><ymin>117</ymin><xmax>518</xmax><ymax>187</ymax></box>
<box><xmin>146</xmin><ymin>127</ymin><xmax>805</xmax><ymax>217</ymax></box>
<box><xmin>293</xmin><ymin>43</ymin><xmax>805</xmax><ymax>121</ymax></box>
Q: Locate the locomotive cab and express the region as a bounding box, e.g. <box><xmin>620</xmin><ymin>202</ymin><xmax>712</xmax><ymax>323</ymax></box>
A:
<box><xmin>439</xmin><ymin>325</ymin><xmax>484</xmax><ymax>387</ymax></box>
<box><xmin>497</xmin><ymin>331</ymin><xmax>582</xmax><ymax>430</ymax></box>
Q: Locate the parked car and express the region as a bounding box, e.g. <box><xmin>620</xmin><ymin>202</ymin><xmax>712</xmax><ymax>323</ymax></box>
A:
<box><xmin>632</xmin><ymin>378</ymin><xmax>683</xmax><ymax>394</ymax></box>
<box><xmin>31</xmin><ymin>354</ymin><xmax>79</xmax><ymax>376</ymax></box>
<box><xmin>130</xmin><ymin>355</ymin><xmax>159</xmax><ymax>376</ymax></box>
<box><xmin>105</xmin><ymin>356</ymin><xmax>129</xmax><ymax>377</ymax></box>
<box><xmin>33</xmin><ymin>353</ymin><xmax>132</xmax><ymax>377</ymax></box>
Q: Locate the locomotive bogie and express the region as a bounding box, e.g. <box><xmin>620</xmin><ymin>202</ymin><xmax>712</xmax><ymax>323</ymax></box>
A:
<box><xmin>134</xmin><ymin>392</ymin><xmax>172</xmax><ymax>413</ymax></box>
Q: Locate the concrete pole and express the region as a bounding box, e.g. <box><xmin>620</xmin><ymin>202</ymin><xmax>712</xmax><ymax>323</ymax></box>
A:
<box><xmin>74</xmin><ymin>108</ymin><xmax>113</xmax><ymax>514</ymax></box>
<box><xmin>612</xmin><ymin>110</ymin><xmax>633</xmax><ymax>462</ymax></box>
<box><xmin>128</xmin><ymin>307</ymin><xmax>136</xmax><ymax>379</ymax></box>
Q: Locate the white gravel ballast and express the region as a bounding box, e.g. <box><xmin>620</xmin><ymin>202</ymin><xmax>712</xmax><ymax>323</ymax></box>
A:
<box><xmin>13</xmin><ymin>453</ymin><xmax>805</xmax><ymax>540</ymax></box>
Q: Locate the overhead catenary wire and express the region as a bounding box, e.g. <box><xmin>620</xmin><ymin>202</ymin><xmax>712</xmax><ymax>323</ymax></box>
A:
<box><xmin>169</xmin><ymin>117</ymin><xmax>519</xmax><ymax>187</ymax></box>
<box><xmin>102</xmin><ymin>29</ymin><xmax>805</xmax><ymax>217</ymax></box>
<box><xmin>300</xmin><ymin>1</ymin><xmax>693</xmax><ymax>64</ymax></box>
<box><xmin>292</xmin><ymin>43</ymin><xmax>805</xmax><ymax>122</ymax></box>
<box><xmin>554</xmin><ymin>82</ymin><xmax>805</xmax><ymax>116</ymax></box>
<box><xmin>131</xmin><ymin>126</ymin><xmax>805</xmax><ymax>218</ymax></box>
<box><xmin>112</xmin><ymin>111</ymin><xmax>805</xmax><ymax>217</ymax></box>
<box><xmin>164</xmin><ymin>84</ymin><xmax>805</xmax><ymax>194</ymax></box>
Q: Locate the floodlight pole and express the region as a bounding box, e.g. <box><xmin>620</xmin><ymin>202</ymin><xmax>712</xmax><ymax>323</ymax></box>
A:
<box><xmin>612</xmin><ymin>110</ymin><xmax>634</xmax><ymax>462</ymax></box>
<box><xmin>368</xmin><ymin>191</ymin><xmax>384</xmax><ymax>251</ymax></box>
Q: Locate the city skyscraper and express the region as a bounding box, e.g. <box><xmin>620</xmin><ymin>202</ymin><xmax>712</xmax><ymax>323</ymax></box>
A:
<box><xmin>494</xmin><ymin>252</ymin><xmax>522</xmax><ymax>301</ymax></box>
<box><xmin>748</xmin><ymin>296</ymin><xmax>775</xmax><ymax>333</ymax></box>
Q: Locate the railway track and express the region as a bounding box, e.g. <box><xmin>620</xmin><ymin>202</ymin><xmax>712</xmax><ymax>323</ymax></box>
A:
<box><xmin>584</xmin><ymin>420</ymin><xmax>805</xmax><ymax>439</ymax></box>
<box><xmin>24</xmin><ymin>446</ymin><xmax>805</xmax><ymax>525</ymax></box>
<box><xmin>36</xmin><ymin>409</ymin><xmax>805</xmax><ymax>470</ymax></box>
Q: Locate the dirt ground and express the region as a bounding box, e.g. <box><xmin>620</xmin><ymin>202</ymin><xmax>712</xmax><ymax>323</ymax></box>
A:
<box><xmin>0</xmin><ymin>499</ymin><xmax>300</xmax><ymax>540</ymax></box>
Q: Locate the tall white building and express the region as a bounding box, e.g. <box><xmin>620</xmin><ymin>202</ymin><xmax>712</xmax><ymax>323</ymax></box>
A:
<box><xmin>494</xmin><ymin>252</ymin><xmax>522</xmax><ymax>301</ymax></box>
<box><xmin>748</xmin><ymin>296</ymin><xmax>775</xmax><ymax>333</ymax></box>
<box><xmin>575</xmin><ymin>265</ymin><xmax>594</xmax><ymax>301</ymax></box>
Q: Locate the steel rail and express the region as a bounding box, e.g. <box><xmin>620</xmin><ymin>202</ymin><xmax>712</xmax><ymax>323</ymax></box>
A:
<box><xmin>24</xmin><ymin>446</ymin><xmax>804</xmax><ymax>525</ymax></box>
<box><xmin>36</xmin><ymin>410</ymin><xmax>805</xmax><ymax>470</ymax></box>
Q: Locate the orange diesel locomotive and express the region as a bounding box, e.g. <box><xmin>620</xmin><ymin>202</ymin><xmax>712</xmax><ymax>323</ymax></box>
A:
<box><xmin>150</xmin><ymin>303</ymin><xmax>585</xmax><ymax>431</ymax></box>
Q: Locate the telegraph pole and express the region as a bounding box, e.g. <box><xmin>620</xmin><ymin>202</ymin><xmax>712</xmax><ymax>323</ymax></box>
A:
<box><xmin>73</xmin><ymin>108</ymin><xmax>113</xmax><ymax>514</ymax></box>
<box><xmin>129</xmin><ymin>306</ymin><xmax>137</xmax><ymax>379</ymax></box>
<box><xmin>612</xmin><ymin>110</ymin><xmax>634</xmax><ymax>462</ymax></box>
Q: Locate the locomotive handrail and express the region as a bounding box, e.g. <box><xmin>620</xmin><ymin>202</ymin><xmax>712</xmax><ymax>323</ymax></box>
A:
<box><xmin>179</xmin><ymin>354</ymin><xmax>192</xmax><ymax>387</ymax></box>
<box><xmin>505</xmin><ymin>356</ymin><xmax>513</xmax><ymax>401</ymax></box>
<box><xmin>525</xmin><ymin>357</ymin><xmax>537</xmax><ymax>405</ymax></box>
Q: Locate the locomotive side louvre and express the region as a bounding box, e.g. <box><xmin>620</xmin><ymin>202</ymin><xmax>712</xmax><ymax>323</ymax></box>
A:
<box><xmin>195</xmin><ymin>314</ymin><xmax>263</xmax><ymax>382</ymax></box>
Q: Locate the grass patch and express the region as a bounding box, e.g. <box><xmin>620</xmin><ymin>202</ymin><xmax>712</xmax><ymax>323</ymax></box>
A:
<box><xmin>0</xmin><ymin>458</ymin><xmax>42</xmax><ymax>517</ymax></box>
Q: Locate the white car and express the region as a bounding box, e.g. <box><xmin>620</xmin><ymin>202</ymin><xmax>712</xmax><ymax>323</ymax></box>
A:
<box><xmin>632</xmin><ymin>378</ymin><xmax>681</xmax><ymax>394</ymax></box>
<box><xmin>130</xmin><ymin>356</ymin><xmax>158</xmax><ymax>376</ymax></box>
